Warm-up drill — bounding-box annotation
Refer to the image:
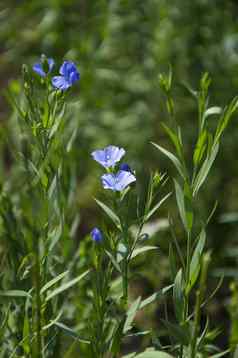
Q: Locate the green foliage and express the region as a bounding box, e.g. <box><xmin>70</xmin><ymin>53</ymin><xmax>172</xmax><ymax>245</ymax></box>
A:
<box><xmin>0</xmin><ymin>1</ymin><xmax>238</xmax><ymax>357</ymax></box>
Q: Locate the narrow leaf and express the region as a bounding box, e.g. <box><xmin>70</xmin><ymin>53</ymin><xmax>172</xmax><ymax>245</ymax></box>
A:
<box><xmin>130</xmin><ymin>246</ymin><xmax>158</xmax><ymax>260</ymax></box>
<box><xmin>46</xmin><ymin>270</ymin><xmax>89</xmax><ymax>301</ymax></box>
<box><xmin>0</xmin><ymin>290</ymin><xmax>31</xmax><ymax>299</ymax></box>
<box><xmin>151</xmin><ymin>142</ymin><xmax>185</xmax><ymax>179</ymax></box>
<box><xmin>145</xmin><ymin>192</ymin><xmax>172</xmax><ymax>221</ymax></box>
<box><xmin>173</xmin><ymin>269</ymin><xmax>184</xmax><ymax>322</ymax></box>
<box><xmin>174</xmin><ymin>179</ymin><xmax>187</xmax><ymax>231</ymax></box>
<box><xmin>94</xmin><ymin>198</ymin><xmax>121</xmax><ymax>230</ymax></box>
<box><xmin>123</xmin><ymin>297</ymin><xmax>141</xmax><ymax>333</ymax></box>
<box><xmin>193</xmin><ymin>143</ymin><xmax>219</xmax><ymax>196</ymax></box>
<box><xmin>40</xmin><ymin>270</ymin><xmax>69</xmax><ymax>295</ymax></box>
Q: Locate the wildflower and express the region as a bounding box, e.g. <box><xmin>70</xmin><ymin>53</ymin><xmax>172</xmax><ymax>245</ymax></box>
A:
<box><xmin>52</xmin><ymin>61</ymin><xmax>80</xmax><ymax>91</ymax></box>
<box><xmin>91</xmin><ymin>145</ymin><xmax>125</xmax><ymax>168</ymax></box>
<box><xmin>101</xmin><ymin>170</ymin><xmax>136</xmax><ymax>192</ymax></box>
<box><xmin>91</xmin><ymin>227</ymin><xmax>103</xmax><ymax>243</ymax></box>
<box><xmin>33</xmin><ymin>55</ymin><xmax>54</xmax><ymax>77</ymax></box>
<box><xmin>119</xmin><ymin>163</ymin><xmax>132</xmax><ymax>172</ymax></box>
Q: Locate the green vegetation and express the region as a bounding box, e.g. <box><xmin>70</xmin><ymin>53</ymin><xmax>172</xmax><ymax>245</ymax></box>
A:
<box><xmin>0</xmin><ymin>1</ymin><xmax>238</xmax><ymax>357</ymax></box>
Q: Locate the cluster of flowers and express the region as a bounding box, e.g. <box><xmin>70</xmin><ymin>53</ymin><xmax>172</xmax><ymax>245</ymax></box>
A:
<box><xmin>33</xmin><ymin>55</ymin><xmax>80</xmax><ymax>91</ymax></box>
<box><xmin>91</xmin><ymin>145</ymin><xmax>136</xmax><ymax>243</ymax></box>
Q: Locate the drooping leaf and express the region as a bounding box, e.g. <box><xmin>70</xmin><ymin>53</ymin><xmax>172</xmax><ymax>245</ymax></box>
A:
<box><xmin>54</xmin><ymin>322</ymin><xmax>90</xmax><ymax>344</ymax></box>
<box><xmin>151</xmin><ymin>142</ymin><xmax>185</xmax><ymax>179</ymax></box>
<box><xmin>94</xmin><ymin>198</ymin><xmax>121</xmax><ymax>230</ymax></box>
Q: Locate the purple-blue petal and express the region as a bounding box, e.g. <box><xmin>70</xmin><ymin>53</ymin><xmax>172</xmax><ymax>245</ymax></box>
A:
<box><xmin>101</xmin><ymin>170</ymin><xmax>136</xmax><ymax>192</ymax></box>
<box><xmin>91</xmin><ymin>227</ymin><xmax>103</xmax><ymax>243</ymax></box>
<box><xmin>33</xmin><ymin>63</ymin><xmax>46</xmax><ymax>77</ymax></box>
<box><xmin>91</xmin><ymin>145</ymin><xmax>125</xmax><ymax>168</ymax></box>
<box><xmin>101</xmin><ymin>173</ymin><xmax>116</xmax><ymax>190</ymax></box>
<box><xmin>115</xmin><ymin>170</ymin><xmax>136</xmax><ymax>191</ymax></box>
<box><xmin>52</xmin><ymin>76</ymin><xmax>71</xmax><ymax>91</ymax></box>
<box><xmin>69</xmin><ymin>70</ymin><xmax>80</xmax><ymax>84</ymax></box>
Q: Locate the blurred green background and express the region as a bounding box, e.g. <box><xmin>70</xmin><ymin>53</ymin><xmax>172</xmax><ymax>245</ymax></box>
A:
<box><xmin>1</xmin><ymin>0</ymin><xmax>238</xmax><ymax>351</ymax></box>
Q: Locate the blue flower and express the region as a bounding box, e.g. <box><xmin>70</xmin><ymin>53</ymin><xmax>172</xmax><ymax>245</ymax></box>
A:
<box><xmin>101</xmin><ymin>170</ymin><xmax>136</xmax><ymax>191</ymax></box>
<box><xmin>33</xmin><ymin>56</ymin><xmax>54</xmax><ymax>77</ymax></box>
<box><xmin>52</xmin><ymin>61</ymin><xmax>80</xmax><ymax>91</ymax></box>
<box><xmin>91</xmin><ymin>227</ymin><xmax>103</xmax><ymax>243</ymax></box>
<box><xmin>119</xmin><ymin>163</ymin><xmax>132</xmax><ymax>172</ymax></box>
<box><xmin>91</xmin><ymin>145</ymin><xmax>125</xmax><ymax>168</ymax></box>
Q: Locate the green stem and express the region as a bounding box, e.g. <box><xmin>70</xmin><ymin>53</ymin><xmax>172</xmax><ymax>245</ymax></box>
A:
<box><xmin>33</xmin><ymin>238</ymin><xmax>42</xmax><ymax>358</ymax></box>
<box><xmin>190</xmin><ymin>252</ymin><xmax>210</xmax><ymax>358</ymax></box>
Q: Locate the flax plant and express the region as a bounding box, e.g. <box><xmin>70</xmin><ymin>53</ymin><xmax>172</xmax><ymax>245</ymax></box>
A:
<box><xmin>151</xmin><ymin>69</ymin><xmax>238</xmax><ymax>357</ymax></box>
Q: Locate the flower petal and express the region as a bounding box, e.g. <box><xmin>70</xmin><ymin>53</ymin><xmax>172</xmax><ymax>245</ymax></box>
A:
<box><xmin>107</xmin><ymin>146</ymin><xmax>125</xmax><ymax>165</ymax></box>
<box><xmin>101</xmin><ymin>173</ymin><xmax>116</xmax><ymax>190</ymax></box>
<box><xmin>115</xmin><ymin>170</ymin><xmax>136</xmax><ymax>191</ymax></box>
<box><xmin>69</xmin><ymin>70</ymin><xmax>80</xmax><ymax>85</ymax></box>
<box><xmin>52</xmin><ymin>76</ymin><xmax>71</xmax><ymax>91</ymax></box>
<box><xmin>33</xmin><ymin>63</ymin><xmax>46</xmax><ymax>77</ymax></box>
<box><xmin>91</xmin><ymin>149</ymin><xmax>107</xmax><ymax>167</ymax></box>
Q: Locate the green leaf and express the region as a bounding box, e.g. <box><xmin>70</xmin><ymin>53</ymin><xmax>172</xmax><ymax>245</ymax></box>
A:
<box><xmin>106</xmin><ymin>250</ymin><xmax>121</xmax><ymax>273</ymax></box>
<box><xmin>139</xmin><ymin>284</ymin><xmax>173</xmax><ymax>310</ymax></box>
<box><xmin>215</xmin><ymin>96</ymin><xmax>238</xmax><ymax>143</ymax></box>
<box><xmin>123</xmin><ymin>297</ymin><xmax>141</xmax><ymax>333</ymax></box>
<box><xmin>54</xmin><ymin>322</ymin><xmax>90</xmax><ymax>344</ymax></box>
<box><xmin>210</xmin><ymin>350</ymin><xmax>230</xmax><ymax>358</ymax></box>
<box><xmin>46</xmin><ymin>270</ymin><xmax>89</xmax><ymax>302</ymax></box>
<box><xmin>204</xmin><ymin>106</ymin><xmax>222</xmax><ymax>119</ymax></box>
<box><xmin>193</xmin><ymin>142</ymin><xmax>219</xmax><ymax>196</ymax></box>
<box><xmin>186</xmin><ymin>230</ymin><xmax>206</xmax><ymax>295</ymax></box>
<box><xmin>117</xmin><ymin>242</ymin><xmax>128</xmax><ymax>263</ymax></box>
<box><xmin>193</xmin><ymin>130</ymin><xmax>207</xmax><ymax>166</ymax></box>
<box><xmin>174</xmin><ymin>179</ymin><xmax>187</xmax><ymax>231</ymax></box>
<box><xmin>0</xmin><ymin>290</ymin><xmax>31</xmax><ymax>299</ymax></box>
<box><xmin>151</xmin><ymin>142</ymin><xmax>185</xmax><ymax>179</ymax></box>
<box><xmin>145</xmin><ymin>192</ymin><xmax>172</xmax><ymax>221</ymax></box>
<box><xmin>173</xmin><ymin>269</ymin><xmax>184</xmax><ymax>322</ymax></box>
<box><xmin>122</xmin><ymin>353</ymin><xmax>137</xmax><ymax>358</ymax></box>
<box><xmin>161</xmin><ymin>123</ymin><xmax>183</xmax><ymax>159</ymax></box>
<box><xmin>135</xmin><ymin>350</ymin><xmax>174</xmax><ymax>358</ymax></box>
<box><xmin>40</xmin><ymin>270</ymin><xmax>69</xmax><ymax>295</ymax></box>
<box><xmin>94</xmin><ymin>198</ymin><xmax>121</xmax><ymax>230</ymax></box>
<box><xmin>130</xmin><ymin>246</ymin><xmax>158</xmax><ymax>260</ymax></box>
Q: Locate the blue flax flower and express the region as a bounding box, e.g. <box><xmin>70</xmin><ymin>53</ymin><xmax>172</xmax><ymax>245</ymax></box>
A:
<box><xmin>91</xmin><ymin>145</ymin><xmax>125</xmax><ymax>168</ymax></box>
<box><xmin>101</xmin><ymin>170</ymin><xmax>136</xmax><ymax>191</ymax></box>
<box><xmin>119</xmin><ymin>163</ymin><xmax>132</xmax><ymax>172</ymax></box>
<box><xmin>91</xmin><ymin>227</ymin><xmax>103</xmax><ymax>243</ymax></box>
<box><xmin>33</xmin><ymin>56</ymin><xmax>54</xmax><ymax>77</ymax></box>
<box><xmin>52</xmin><ymin>61</ymin><xmax>80</xmax><ymax>91</ymax></box>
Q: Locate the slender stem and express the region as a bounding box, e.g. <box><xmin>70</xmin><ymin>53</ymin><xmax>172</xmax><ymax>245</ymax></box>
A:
<box><xmin>33</xmin><ymin>238</ymin><xmax>42</xmax><ymax>358</ymax></box>
<box><xmin>190</xmin><ymin>253</ymin><xmax>210</xmax><ymax>358</ymax></box>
